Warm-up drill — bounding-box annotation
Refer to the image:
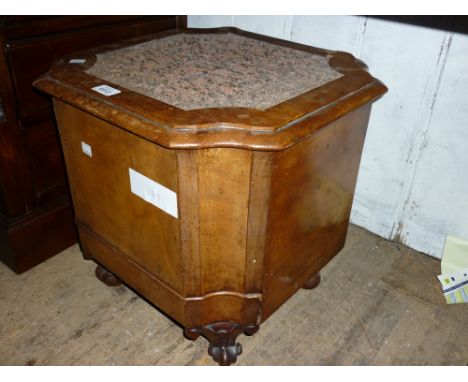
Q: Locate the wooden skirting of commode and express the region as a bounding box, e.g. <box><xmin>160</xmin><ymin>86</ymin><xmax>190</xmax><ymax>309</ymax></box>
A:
<box><xmin>35</xmin><ymin>27</ymin><xmax>387</xmax><ymax>365</ymax></box>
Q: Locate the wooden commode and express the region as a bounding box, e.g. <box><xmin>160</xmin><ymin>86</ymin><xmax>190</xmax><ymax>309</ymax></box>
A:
<box><xmin>34</xmin><ymin>27</ymin><xmax>387</xmax><ymax>365</ymax></box>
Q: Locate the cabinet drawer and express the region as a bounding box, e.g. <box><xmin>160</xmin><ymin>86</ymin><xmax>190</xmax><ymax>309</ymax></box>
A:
<box><xmin>4</xmin><ymin>16</ymin><xmax>176</xmax><ymax>117</ymax></box>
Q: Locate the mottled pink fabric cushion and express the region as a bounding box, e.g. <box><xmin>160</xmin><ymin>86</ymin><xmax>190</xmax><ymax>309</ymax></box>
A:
<box><xmin>87</xmin><ymin>33</ymin><xmax>342</xmax><ymax>110</ymax></box>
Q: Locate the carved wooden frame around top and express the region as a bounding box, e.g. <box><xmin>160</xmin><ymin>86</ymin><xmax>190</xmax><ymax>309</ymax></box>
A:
<box><xmin>34</xmin><ymin>27</ymin><xmax>387</xmax><ymax>152</ymax></box>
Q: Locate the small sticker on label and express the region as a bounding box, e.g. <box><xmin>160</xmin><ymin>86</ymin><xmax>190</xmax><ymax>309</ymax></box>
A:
<box><xmin>129</xmin><ymin>168</ymin><xmax>178</xmax><ymax>219</ymax></box>
<box><xmin>91</xmin><ymin>85</ymin><xmax>121</xmax><ymax>97</ymax></box>
<box><xmin>69</xmin><ymin>58</ymin><xmax>86</xmax><ymax>64</ymax></box>
<box><xmin>81</xmin><ymin>141</ymin><xmax>92</xmax><ymax>157</ymax></box>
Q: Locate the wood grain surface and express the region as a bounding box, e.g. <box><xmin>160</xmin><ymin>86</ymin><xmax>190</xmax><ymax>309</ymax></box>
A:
<box><xmin>35</xmin><ymin>26</ymin><xmax>387</xmax><ymax>365</ymax></box>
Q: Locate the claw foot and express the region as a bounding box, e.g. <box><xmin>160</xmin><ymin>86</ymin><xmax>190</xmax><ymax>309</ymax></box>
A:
<box><xmin>185</xmin><ymin>321</ymin><xmax>258</xmax><ymax>366</ymax></box>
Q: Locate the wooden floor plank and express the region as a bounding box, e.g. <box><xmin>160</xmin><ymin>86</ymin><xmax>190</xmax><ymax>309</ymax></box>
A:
<box><xmin>0</xmin><ymin>225</ymin><xmax>466</xmax><ymax>366</ymax></box>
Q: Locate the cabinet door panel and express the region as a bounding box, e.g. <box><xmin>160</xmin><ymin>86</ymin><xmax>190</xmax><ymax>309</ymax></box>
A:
<box><xmin>5</xmin><ymin>16</ymin><xmax>176</xmax><ymax>117</ymax></box>
<box><xmin>23</xmin><ymin>120</ymin><xmax>67</xmax><ymax>204</ymax></box>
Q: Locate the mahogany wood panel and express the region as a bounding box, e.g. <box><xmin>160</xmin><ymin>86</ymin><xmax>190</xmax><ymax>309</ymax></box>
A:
<box><xmin>244</xmin><ymin>152</ymin><xmax>273</xmax><ymax>294</ymax></box>
<box><xmin>54</xmin><ymin>100</ymin><xmax>183</xmax><ymax>293</ymax></box>
<box><xmin>78</xmin><ymin>225</ymin><xmax>187</xmax><ymax>325</ymax></box>
<box><xmin>197</xmin><ymin>148</ymin><xmax>251</xmax><ymax>295</ymax></box>
<box><xmin>54</xmin><ymin>100</ymin><xmax>263</xmax><ymax>327</ymax></box>
<box><xmin>23</xmin><ymin>119</ymin><xmax>67</xmax><ymax>203</ymax></box>
<box><xmin>261</xmin><ymin>105</ymin><xmax>372</xmax><ymax>320</ymax></box>
<box><xmin>176</xmin><ymin>150</ymin><xmax>202</xmax><ymax>297</ymax></box>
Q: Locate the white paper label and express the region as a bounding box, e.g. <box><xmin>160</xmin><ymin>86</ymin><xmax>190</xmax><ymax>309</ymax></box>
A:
<box><xmin>91</xmin><ymin>84</ymin><xmax>121</xmax><ymax>97</ymax></box>
<box><xmin>81</xmin><ymin>141</ymin><xmax>92</xmax><ymax>157</ymax></box>
<box><xmin>69</xmin><ymin>58</ymin><xmax>86</xmax><ymax>64</ymax></box>
<box><xmin>129</xmin><ymin>168</ymin><xmax>178</xmax><ymax>218</ymax></box>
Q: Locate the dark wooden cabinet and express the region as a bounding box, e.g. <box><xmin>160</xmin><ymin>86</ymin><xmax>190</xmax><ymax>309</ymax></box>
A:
<box><xmin>0</xmin><ymin>15</ymin><xmax>186</xmax><ymax>273</ymax></box>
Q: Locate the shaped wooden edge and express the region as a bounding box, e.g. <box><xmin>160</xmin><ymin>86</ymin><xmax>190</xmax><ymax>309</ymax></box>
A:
<box><xmin>33</xmin><ymin>27</ymin><xmax>388</xmax><ymax>151</ymax></box>
<box><xmin>78</xmin><ymin>223</ymin><xmax>262</xmax><ymax>328</ymax></box>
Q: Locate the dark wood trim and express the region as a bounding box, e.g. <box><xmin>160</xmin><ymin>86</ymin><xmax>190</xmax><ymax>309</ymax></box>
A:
<box><xmin>176</xmin><ymin>15</ymin><xmax>188</xmax><ymax>30</ymax></box>
<box><xmin>0</xmin><ymin>16</ymin><xmax>175</xmax><ymax>41</ymax></box>
<box><xmin>0</xmin><ymin>198</ymin><xmax>77</xmax><ymax>273</ymax></box>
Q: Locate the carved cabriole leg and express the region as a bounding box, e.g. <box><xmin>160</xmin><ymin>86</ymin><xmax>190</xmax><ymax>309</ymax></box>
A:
<box><xmin>302</xmin><ymin>272</ymin><xmax>321</xmax><ymax>290</ymax></box>
<box><xmin>95</xmin><ymin>264</ymin><xmax>122</xmax><ymax>287</ymax></box>
<box><xmin>185</xmin><ymin>322</ymin><xmax>259</xmax><ymax>366</ymax></box>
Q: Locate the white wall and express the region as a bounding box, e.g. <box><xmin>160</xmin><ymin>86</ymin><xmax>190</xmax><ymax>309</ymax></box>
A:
<box><xmin>188</xmin><ymin>16</ymin><xmax>468</xmax><ymax>259</ymax></box>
